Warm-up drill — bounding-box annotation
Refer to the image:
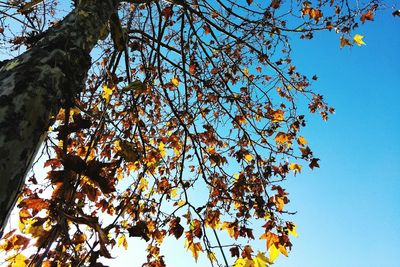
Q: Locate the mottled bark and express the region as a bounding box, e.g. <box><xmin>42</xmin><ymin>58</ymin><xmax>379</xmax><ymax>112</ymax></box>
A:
<box><xmin>0</xmin><ymin>0</ymin><xmax>117</xmax><ymax>236</ymax></box>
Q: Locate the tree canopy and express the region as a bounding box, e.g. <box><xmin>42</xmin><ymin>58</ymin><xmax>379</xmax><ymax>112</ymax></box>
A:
<box><xmin>0</xmin><ymin>0</ymin><xmax>393</xmax><ymax>266</ymax></box>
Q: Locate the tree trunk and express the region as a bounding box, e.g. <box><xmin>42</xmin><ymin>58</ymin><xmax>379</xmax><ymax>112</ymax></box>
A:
<box><xmin>0</xmin><ymin>0</ymin><xmax>117</xmax><ymax>236</ymax></box>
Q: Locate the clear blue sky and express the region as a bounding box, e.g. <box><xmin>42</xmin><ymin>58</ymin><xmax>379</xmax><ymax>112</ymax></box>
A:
<box><xmin>277</xmin><ymin>10</ymin><xmax>400</xmax><ymax>267</ymax></box>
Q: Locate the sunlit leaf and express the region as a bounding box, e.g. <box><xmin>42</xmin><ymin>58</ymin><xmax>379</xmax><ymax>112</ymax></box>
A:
<box><xmin>185</xmin><ymin>241</ymin><xmax>202</xmax><ymax>262</ymax></box>
<box><xmin>289</xmin><ymin>163</ymin><xmax>302</xmax><ymax>174</ymax></box>
<box><xmin>118</xmin><ymin>234</ymin><xmax>128</xmax><ymax>250</ymax></box>
<box><xmin>275</xmin><ymin>132</ymin><xmax>291</xmax><ymax>144</ymax></box>
<box><xmin>7</xmin><ymin>253</ymin><xmax>27</xmax><ymax>267</ymax></box>
<box><xmin>244</xmin><ymin>154</ymin><xmax>253</xmax><ymax>162</ymax></box>
<box><xmin>353</xmin><ymin>34</ymin><xmax>366</xmax><ymax>46</ymax></box>
<box><xmin>101</xmin><ymin>84</ymin><xmax>115</xmax><ymax>103</ymax></box>
<box><xmin>253</xmin><ymin>252</ymin><xmax>270</xmax><ymax>267</ymax></box>
<box><xmin>287</xmin><ymin>224</ymin><xmax>298</xmax><ymax>237</ymax></box>
<box><xmin>269</xmin><ymin>244</ymin><xmax>280</xmax><ymax>263</ymax></box>
<box><xmin>171</xmin><ymin>77</ymin><xmax>180</xmax><ymax>86</ymax></box>
<box><xmin>297</xmin><ymin>136</ymin><xmax>307</xmax><ymax>146</ymax></box>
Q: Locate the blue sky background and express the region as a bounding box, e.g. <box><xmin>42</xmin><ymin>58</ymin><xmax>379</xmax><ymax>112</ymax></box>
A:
<box><xmin>277</xmin><ymin>10</ymin><xmax>400</xmax><ymax>267</ymax></box>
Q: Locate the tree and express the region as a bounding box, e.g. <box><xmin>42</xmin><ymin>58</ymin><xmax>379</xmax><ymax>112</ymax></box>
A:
<box><xmin>0</xmin><ymin>0</ymin><xmax>387</xmax><ymax>266</ymax></box>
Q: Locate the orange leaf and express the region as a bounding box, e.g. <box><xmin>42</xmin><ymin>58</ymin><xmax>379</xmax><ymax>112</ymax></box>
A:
<box><xmin>297</xmin><ymin>136</ymin><xmax>307</xmax><ymax>146</ymax></box>
<box><xmin>185</xmin><ymin>241</ymin><xmax>202</xmax><ymax>262</ymax></box>
<box><xmin>275</xmin><ymin>132</ymin><xmax>291</xmax><ymax>144</ymax></box>
<box><xmin>360</xmin><ymin>10</ymin><xmax>374</xmax><ymax>23</ymax></box>
<box><xmin>340</xmin><ymin>36</ymin><xmax>351</xmax><ymax>48</ymax></box>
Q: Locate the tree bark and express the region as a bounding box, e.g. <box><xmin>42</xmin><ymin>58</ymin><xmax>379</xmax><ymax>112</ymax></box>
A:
<box><xmin>0</xmin><ymin>0</ymin><xmax>117</xmax><ymax>236</ymax></box>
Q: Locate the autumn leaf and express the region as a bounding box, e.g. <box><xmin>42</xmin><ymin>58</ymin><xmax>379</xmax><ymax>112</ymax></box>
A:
<box><xmin>353</xmin><ymin>34</ymin><xmax>366</xmax><ymax>46</ymax></box>
<box><xmin>243</xmin><ymin>68</ymin><xmax>250</xmax><ymax>77</ymax></box>
<box><xmin>244</xmin><ymin>154</ymin><xmax>253</xmax><ymax>162</ymax></box>
<box><xmin>269</xmin><ymin>244</ymin><xmax>280</xmax><ymax>263</ymax></box>
<box><xmin>117</xmin><ymin>234</ymin><xmax>128</xmax><ymax>250</ymax></box>
<box><xmin>297</xmin><ymin>136</ymin><xmax>307</xmax><ymax>146</ymax></box>
<box><xmin>268</xmin><ymin>108</ymin><xmax>284</xmax><ymax>122</ymax></box>
<box><xmin>207</xmin><ymin>251</ymin><xmax>217</xmax><ymax>262</ymax></box>
<box><xmin>221</xmin><ymin>221</ymin><xmax>239</xmax><ymax>239</ymax></box>
<box><xmin>158</xmin><ymin>141</ymin><xmax>166</xmax><ymax>158</ymax></box>
<box><xmin>275</xmin><ymin>132</ymin><xmax>291</xmax><ymax>144</ymax></box>
<box><xmin>360</xmin><ymin>10</ymin><xmax>374</xmax><ymax>23</ymax></box>
<box><xmin>340</xmin><ymin>36</ymin><xmax>352</xmax><ymax>48</ymax></box>
<box><xmin>185</xmin><ymin>241</ymin><xmax>202</xmax><ymax>262</ymax></box>
<box><xmin>233</xmin><ymin>258</ymin><xmax>253</xmax><ymax>267</ymax></box>
<box><xmin>289</xmin><ymin>163</ymin><xmax>302</xmax><ymax>174</ymax></box>
<box><xmin>253</xmin><ymin>252</ymin><xmax>271</xmax><ymax>267</ymax></box>
<box><xmin>169</xmin><ymin>217</ymin><xmax>184</xmax><ymax>239</ymax></box>
<box><xmin>189</xmin><ymin>64</ymin><xmax>197</xmax><ymax>74</ymax></box>
<box><xmin>260</xmin><ymin>231</ymin><xmax>279</xmax><ymax>250</ymax></box>
<box><xmin>171</xmin><ymin>77</ymin><xmax>180</xmax><ymax>87</ymax></box>
<box><xmin>101</xmin><ymin>84</ymin><xmax>115</xmax><ymax>103</ymax></box>
<box><xmin>275</xmin><ymin>196</ymin><xmax>285</xmax><ymax>212</ymax></box>
<box><xmin>128</xmin><ymin>221</ymin><xmax>150</xmax><ymax>242</ymax></box>
<box><xmin>309</xmin><ymin>158</ymin><xmax>320</xmax><ymax>169</ymax></box>
<box><xmin>7</xmin><ymin>253</ymin><xmax>27</xmax><ymax>267</ymax></box>
<box><xmin>287</xmin><ymin>224</ymin><xmax>298</xmax><ymax>237</ymax></box>
<box><xmin>115</xmin><ymin>139</ymin><xmax>141</xmax><ymax>163</ymax></box>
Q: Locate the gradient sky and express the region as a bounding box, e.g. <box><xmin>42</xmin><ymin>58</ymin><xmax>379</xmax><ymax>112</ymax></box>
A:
<box><xmin>105</xmin><ymin>8</ymin><xmax>400</xmax><ymax>267</ymax></box>
<box><xmin>1</xmin><ymin>4</ymin><xmax>399</xmax><ymax>267</ymax></box>
<box><xmin>273</xmin><ymin>9</ymin><xmax>400</xmax><ymax>267</ymax></box>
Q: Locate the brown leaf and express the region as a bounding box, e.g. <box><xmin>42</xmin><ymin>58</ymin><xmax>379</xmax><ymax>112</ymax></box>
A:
<box><xmin>361</xmin><ymin>10</ymin><xmax>374</xmax><ymax>23</ymax></box>
<box><xmin>309</xmin><ymin>158</ymin><xmax>320</xmax><ymax>169</ymax></box>
<box><xmin>19</xmin><ymin>197</ymin><xmax>49</xmax><ymax>213</ymax></box>
<box><xmin>230</xmin><ymin>246</ymin><xmax>240</xmax><ymax>258</ymax></box>
<box><xmin>127</xmin><ymin>221</ymin><xmax>150</xmax><ymax>241</ymax></box>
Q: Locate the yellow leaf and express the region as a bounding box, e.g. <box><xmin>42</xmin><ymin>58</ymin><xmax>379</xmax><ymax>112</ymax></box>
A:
<box><xmin>269</xmin><ymin>244</ymin><xmax>280</xmax><ymax>263</ymax></box>
<box><xmin>233</xmin><ymin>258</ymin><xmax>253</xmax><ymax>267</ymax></box>
<box><xmin>158</xmin><ymin>141</ymin><xmax>166</xmax><ymax>158</ymax></box>
<box><xmin>138</xmin><ymin>177</ymin><xmax>148</xmax><ymax>191</ymax></box>
<box><xmin>221</xmin><ymin>222</ymin><xmax>237</xmax><ymax>239</ymax></box>
<box><xmin>275</xmin><ymin>196</ymin><xmax>284</xmax><ymax>212</ymax></box>
<box><xmin>253</xmin><ymin>252</ymin><xmax>271</xmax><ymax>267</ymax></box>
<box><xmin>170</xmin><ymin>188</ymin><xmax>178</xmax><ymax>198</ymax></box>
<box><xmin>288</xmin><ymin>224</ymin><xmax>298</xmax><ymax>237</ymax></box>
<box><xmin>185</xmin><ymin>241</ymin><xmax>202</xmax><ymax>262</ymax></box>
<box><xmin>353</xmin><ymin>34</ymin><xmax>366</xmax><ymax>46</ymax></box>
<box><xmin>243</xmin><ymin>68</ymin><xmax>250</xmax><ymax>77</ymax></box>
<box><xmin>289</xmin><ymin>163</ymin><xmax>302</xmax><ymax>173</ymax></box>
<box><xmin>117</xmin><ymin>234</ymin><xmax>128</xmax><ymax>250</ymax></box>
<box><xmin>207</xmin><ymin>251</ymin><xmax>217</xmax><ymax>262</ymax></box>
<box><xmin>278</xmin><ymin>245</ymin><xmax>288</xmax><ymax>257</ymax></box>
<box><xmin>177</xmin><ymin>200</ymin><xmax>186</xmax><ymax>207</ymax></box>
<box><xmin>244</xmin><ymin>154</ymin><xmax>253</xmax><ymax>162</ymax></box>
<box><xmin>171</xmin><ymin>77</ymin><xmax>180</xmax><ymax>86</ymax></box>
<box><xmin>7</xmin><ymin>253</ymin><xmax>27</xmax><ymax>267</ymax></box>
<box><xmin>101</xmin><ymin>85</ymin><xmax>115</xmax><ymax>103</ymax></box>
